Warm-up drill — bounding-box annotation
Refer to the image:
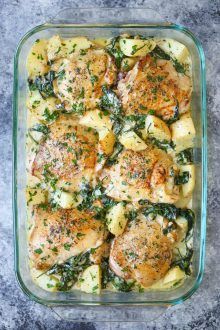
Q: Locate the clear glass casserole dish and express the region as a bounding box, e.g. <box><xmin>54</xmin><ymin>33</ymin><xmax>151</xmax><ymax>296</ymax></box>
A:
<box><xmin>13</xmin><ymin>8</ymin><xmax>207</xmax><ymax>321</ymax></box>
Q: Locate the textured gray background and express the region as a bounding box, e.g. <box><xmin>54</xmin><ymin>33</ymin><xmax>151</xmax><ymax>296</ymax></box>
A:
<box><xmin>0</xmin><ymin>0</ymin><xmax>219</xmax><ymax>329</ymax></box>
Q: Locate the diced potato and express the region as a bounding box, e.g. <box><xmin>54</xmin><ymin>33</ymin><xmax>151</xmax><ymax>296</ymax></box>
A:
<box><xmin>80</xmin><ymin>265</ymin><xmax>101</xmax><ymax>294</ymax></box>
<box><xmin>99</xmin><ymin>129</ymin><xmax>115</xmax><ymax>155</ymax></box>
<box><xmin>163</xmin><ymin>266</ymin><xmax>185</xmax><ymax>286</ymax></box>
<box><xmin>47</xmin><ymin>35</ymin><xmax>93</xmax><ymax>61</ymax></box>
<box><xmin>119</xmin><ymin>131</ymin><xmax>147</xmax><ymax>151</ymax></box>
<box><xmin>119</xmin><ymin>38</ymin><xmax>156</xmax><ymax>57</ymax></box>
<box><xmin>93</xmin><ymin>38</ymin><xmax>110</xmax><ymax>47</ymax></box>
<box><xmin>26</xmin><ymin>187</ymin><xmax>46</xmax><ymax>206</ymax></box>
<box><xmin>145</xmin><ymin>115</ymin><xmax>171</xmax><ymax>141</ymax></box>
<box><xmin>171</xmin><ymin>116</ymin><xmax>196</xmax><ymax>153</ymax></box>
<box><xmin>27</xmin><ymin>39</ymin><xmax>49</xmax><ymax>78</ymax></box>
<box><xmin>151</xmin><ymin>266</ymin><xmax>185</xmax><ymax>290</ymax></box>
<box><xmin>175</xmin><ymin>216</ymin><xmax>188</xmax><ymax>234</ymax></box>
<box><xmin>27</xmin><ymin>90</ymin><xmax>58</xmax><ymax>121</ymax></box>
<box><xmin>31</xmin><ymin>268</ymin><xmax>58</xmax><ymax>292</ymax></box>
<box><xmin>79</xmin><ymin>110</ymin><xmax>112</xmax><ymax>132</ymax></box>
<box><xmin>180</xmin><ymin>164</ymin><xmax>195</xmax><ymax>197</ymax></box>
<box><xmin>106</xmin><ymin>203</ymin><xmax>127</xmax><ymax>236</ymax></box>
<box><xmin>121</xmin><ymin>57</ymin><xmax>138</xmax><ymax>72</ymax></box>
<box><xmin>53</xmin><ymin>190</ymin><xmax>82</xmax><ymax>209</ymax></box>
<box><xmin>157</xmin><ymin>38</ymin><xmax>189</xmax><ymax>63</ymax></box>
<box><xmin>175</xmin><ymin>193</ymin><xmax>192</xmax><ymax>208</ymax></box>
<box><xmin>65</xmin><ymin>37</ymin><xmax>93</xmax><ymax>56</ymax></box>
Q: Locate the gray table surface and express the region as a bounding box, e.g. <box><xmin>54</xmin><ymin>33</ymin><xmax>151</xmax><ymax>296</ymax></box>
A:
<box><xmin>0</xmin><ymin>0</ymin><xmax>219</xmax><ymax>329</ymax></box>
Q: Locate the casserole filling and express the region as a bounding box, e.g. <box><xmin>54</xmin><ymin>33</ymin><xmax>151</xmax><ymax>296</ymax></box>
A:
<box><xmin>26</xmin><ymin>35</ymin><xmax>195</xmax><ymax>294</ymax></box>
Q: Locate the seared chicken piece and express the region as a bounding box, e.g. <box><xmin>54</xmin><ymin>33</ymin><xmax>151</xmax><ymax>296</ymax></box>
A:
<box><xmin>32</xmin><ymin>115</ymin><xmax>98</xmax><ymax>191</ymax></box>
<box><xmin>29</xmin><ymin>206</ymin><xmax>107</xmax><ymax>270</ymax></box>
<box><xmin>90</xmin><ymin>241</ymin><xmax>110</xmax><ymax>264</ymax></box>
<box><xmin>55</xmin><ymin>48</ymin><xmax>117</xmax><ymax>111</ymax></box>
<box><xmin>117</xmin><ymin>54</ymin><xmax>192</xmax><ymax>122</ymax></box>
<box><xmin>101</xmin><ymin>148</ymin><xmax>179</xmax><ymax>204</ymax></box>
<box><xmin>109</xmin><ymin>219</ymin><xmax>172</xmax><ymax>287</ymax></box>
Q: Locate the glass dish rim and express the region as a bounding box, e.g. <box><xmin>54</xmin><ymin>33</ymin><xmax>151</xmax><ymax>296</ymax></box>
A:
<box><xmin>13</xmin><ymin>21</ymin><xmax>207</xmax><ymax>307</ymax></box>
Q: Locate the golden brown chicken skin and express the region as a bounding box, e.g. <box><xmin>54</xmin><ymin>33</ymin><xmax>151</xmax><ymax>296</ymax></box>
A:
<box><xmin>29</xmin><ymin>206</ymin><xmax>107</xmax><ymax>270</ymax></box>
<box><xmin>101</xmin><ymin>147</ymin><xmax>179</xmax><ymax>204</ymax></box>
<box><xmin>55</xmin><ymin>48</ymin><xmax>117</xmax><ymax>112</ymax></box>
<box><xmin>32</xmin><ymin>115</ymin><xmax>98</xmax><ymax>191</ymax></box>
<box><xmin>109</xmin><ymin>219</ymin><xmax>172</xmax><ymax>287</ymax></box>
<box><xmin>117</xmin><ymin>54</ymin><xmax>192</xmax><ymax>122</ymax></box>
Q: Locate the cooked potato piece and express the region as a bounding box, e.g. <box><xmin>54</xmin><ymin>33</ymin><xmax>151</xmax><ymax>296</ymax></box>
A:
<box><xmin>145</xmin><ymin>115</ymin><xmax>171</xmax><ymax>141</ymax></box>
<box><xmin>47</xmin><ymin>35</ymin><xmax>93</xmax><ymax>61</ymax></box>
<box><xmin>175</xmin><ymin>216</ymin><xmax>188</xmax><ymax>235</ymax></box>
<box><xmin>26</xmin><ymin>187</ymin><xmax>46</xmax><ymax>206</ymax></box>
<box><xmin>99</xmin><ymin>129</ymin><xmax>115</xmax><ymax>155</ymax></box>
<box><xmin>157</xmin><ymin>38</ymin><xmax>189</xmax><ymax>63</ymax></box>
<box><xmin>106</xmin><ymin>203</ymin><xmax>127</xmax><ymax>236</ymax></box>
<box><xmin>151</xmin><ymin>266</ymin><xmax>185</xmax><ymax>289</ymax></box>
<box><xmin>93</xmin><ymin>38</ymin><xmax>110</xmax><ymax>47</ymax></box>
<box><xmin>119</xmin><ymin>131</ymin><xmax>147</xmax><ymax>151</ymax></box>
<box><xmin>175</xmin><ymin>193</ymin><xmax>192</xmax><ymax>208</ymax></box>
<box><xmin>121</xmin><ymin>57</ymin><xmax>138</xmax><ymax>72</ymax></box>
<box><xmin>180</xmin><ymin>164</ymin><xmax>195</xmax><ymax>197</ymax></box>
<box><xmin>171</xmin><ymin>115</ymin><xmax>195</xmax><ymax>153</ymax></box>
<box><xmin>27</xmin><ymin>39</ymin><xmax>49</xmax><ymax>78</ymax></box>
<box><xmin>119</xmin><ymin>38</ymin><xmax>156</xmax><ymax>57</ymax></box>
<box><xmin>31</xmin><ymin>268</ymin><xmax>59</xmax><ymax>292</ymax></box>
<box><xmin>53</xmin><ymin>190</ymin><xmax>82</xmax><ymax>209</ymax></box>
<box><xmin>27</xmin><ymin>90</ymin><xmax>58</xmax><ymax>121</ymax></box>
<box><xmin>79</xmin><ymin>110</ymin><xmax>112</xmax><ymax>132</ymax></box>
<box><xmin>80</xmin><ymin>265</ymin><xmax>101</xmax><ymax>294</ymax></box>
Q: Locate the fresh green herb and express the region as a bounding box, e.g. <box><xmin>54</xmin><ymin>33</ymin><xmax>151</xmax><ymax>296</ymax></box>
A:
<box><xmin>176</xmin><ymin>148</ymin><xmax>193</xmax><ymax>165</ymax></box>
<box><xmin>47</xmin><ymin>252</ymin><xmax>91</xmax><ymax>291</ymax></box>
<box><xmin>105</xmin><ymin>142</ymin><xmax>123</xmax><ymax>166</ymax></box>
<box><xmin>43</xmin><ymin>108</ymin><xmax>59</xmax><ymax>123</ymax></box>
<box><xmin>174</xmin><ymin>171</ymin><xmax>190</xmax><ymax>185</ymax></box>
<box><xmin>34</xmin><ymin>248</ymin><xmax>43</xmax><ymax>254</ymax></box>
<box><xmin>90</xmin><ymin>75</ymin><xmax>98</xmax><ymax>86</ymax></box>
<box><xmin>100</xmin><ymin>86</ymin><xmax>122</xmax><ymax>116</ymax></box>
<box><xmin>106</xmin><ymin>36</ymin><xmax>124</xmax><ymax>68</ymax></box>
<box><xmin>71</xmin><ymin>102</ymin><xmax>85</xmax><ymax>115</ymax></box>
<box><xmin>149</xmin><ymin>137</ymin><xmax>175</xmax><ymax>152</ymax></box>
<box><xmin>101</xmin><ymin>259</ymin><xmax>135</xmax><ymax>292</ymax></box>
<box><xmin>28</xmin><ymin>71</ymin><xmax>56</xmax><ymax>98</ymax></box>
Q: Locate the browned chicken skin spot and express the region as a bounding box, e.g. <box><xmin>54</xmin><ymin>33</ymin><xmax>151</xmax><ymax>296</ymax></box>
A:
<box><xmin>101</xmin><ymin>148</ymin><xmax>179</xmax><ymax>203</ymax></box>
<box><xmin>109</xmin><ymin>220</ymin><xmax>172</xmax><ymax>287</ymax></box>
<box><xmin>29</xmin><ymin>206</ymin><xmax>107</xmax><ymax>270</ymax></box>
<box><xmin>117</xmin><ymin>55</ymin><xmax>192</xmax><ymax>121</ymax></box>
<box><xmin>56</xmin><ymin>48</ymin><xmax>117</xmax><ymax>111</ymax></box>
<box><xmin>32</xmin><ymin>115</ymin><xmax>98</xmax><ymax>190</ymax></box>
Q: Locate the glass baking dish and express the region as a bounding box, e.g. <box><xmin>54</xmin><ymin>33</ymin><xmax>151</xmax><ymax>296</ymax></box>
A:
<box><xmin>13</xmin><ymin>8</ymin><xmax>207</xmax><ymax>321</ymax></box>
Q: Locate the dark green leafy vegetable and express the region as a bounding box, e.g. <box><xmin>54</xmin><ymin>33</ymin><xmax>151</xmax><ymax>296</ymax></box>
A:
<box><xmin>100</xmin><ymin>86</ymin><xmax>122</xmax><ymax>116</ymax></box>
<box><xmin>47</xmin><ymin>252</ymin><xmax>91</xmax><ymax>291</ymax></box>
<box><xmin>105</xmin><ymin>142</ymin><xmax>124</xmax><ymax>166</ymax></box>
<box><xmin>150</xmin><ymin>137</ymin><xmax>175</xmax><ymax>152</ymax></box>
<box><xmin>101</xmin><ymin>259</ymin><xmax>135</xmax><ymax>292</ymax></box>
<box><xmin>150</xmin><ymin>46</ymin><xmax>186</xmax><ymax>74</ymax></box>
<box><xmin>28</xmin><ymin>71</ymin><xmax>56</xmax><ymax>98</ymax></box>
<box><xmin>176</xmin><ymin>148</ymin><xmax>193</xmax><ymax>165</ymax></box>
<box><xmin>172</xmin><ymin>247</ymin><xmax>193</xmax><ymax>275</ymax></box>
<box><xmin>106</xmin><ymin>37</ymin><xmax>124</xmax><ymax>68</ymax></box>
<box><xmin>43</xmin><ymin>108</ymin><xmax>59</xmax><ymax>123</ymax></box>
<box><xmin>143</xmin><ymin>203</ymin><xmax>195</xmax><ymax>239</ymax></box>
<box><xmin>164</xmin><ymin>105</ymin><xmax>179</xmax><ymax>125</ymax></box>
<box><xmin>174</xmin><ymin>171</ymin><xmax>189</xmax><ymax>185</ymax></box>
<box><xmin>29</xmin><ymin>123</ymin><xmax>50</xmax><ymax>136</ymax></box>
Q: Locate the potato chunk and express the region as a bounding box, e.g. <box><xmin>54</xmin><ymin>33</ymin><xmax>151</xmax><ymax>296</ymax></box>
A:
<box><xmin>119</xmin><ymin>131</ymin><xmax>147</xmax><ymax>151</ymax></box>
<box><xmin>171</xmin><ymin>115</ymin><xmax>195</xmax><ymax>153</ymax></box>
<box><xmin>99</xmin><ymin>129</ymin><xmax>115</xmax><ymax>155</ymax></box>
<box><xmin>53</xmin><ymin>190</ymin><xmax>82</xmax><ymax>209</ymax></box>
<box><xmin>80</xmin><ymin>265</ymin><xmax>102</xmax><ymax>294</ymax></box>
<box><xmin>79</xmin><ymin>110</ymin><xmax>112</xmax><ymax>132</ymax></box>
<box><xmin>119</xmin><ymin>38</ymin><xmax>156</xmax><ymax>57</ymax></box>
<box><xmin>106</xmin><ymin>203</ymin><xmax>127</xmax><ymax>236</ymax></box>
<box><xmin>26</xmin><ymin>187</ymin><xmax>46</xmax><ymax>206</ymax></box>
<box><xmin>145</xmin><ymin>115</ymin><xmax>171</xmax><ymax>141</ymax></box>
<box><xmin>179</xmin><ymin>164</ymin><xmax>195</xmax><ymax>197</ymax></box>
<box><xmin>27</xmin><ymin>39</ymin><xmax>49</xmax><ymax>78</ymax></box>
<box><xmin>157</xmin><ymin>38</ymin><xmax>189</xmax><ymax>63</ymax></box>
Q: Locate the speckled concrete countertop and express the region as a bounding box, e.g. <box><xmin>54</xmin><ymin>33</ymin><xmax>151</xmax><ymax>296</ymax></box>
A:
<box><xmin>0</xmin><ymin>0</ymin><xmax>219</xmax><ymax>329</ymax></box>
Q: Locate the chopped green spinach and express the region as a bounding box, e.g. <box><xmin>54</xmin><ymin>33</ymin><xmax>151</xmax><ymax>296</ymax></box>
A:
<box><xmin>176</xmin><ymin>148</ymin><xmax>193</xmax><ymax>165</ymax></box>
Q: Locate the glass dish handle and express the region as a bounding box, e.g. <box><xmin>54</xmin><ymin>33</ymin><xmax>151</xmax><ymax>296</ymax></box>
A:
<box><xmin>48</xmin><ymin>7</ymin><xmax>169</xmax><ymax>25</ymax></box>
<box><xmin>50</xmin><ymin>305</ymin><xmax>170</xmax><ymax>322</ymax></box>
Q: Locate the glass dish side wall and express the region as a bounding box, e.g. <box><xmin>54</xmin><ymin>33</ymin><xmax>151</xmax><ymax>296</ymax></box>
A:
<box><xmin>13</xmin><ymin>23</ymin><xmax>206</xmax><ymax>306</ymax></box>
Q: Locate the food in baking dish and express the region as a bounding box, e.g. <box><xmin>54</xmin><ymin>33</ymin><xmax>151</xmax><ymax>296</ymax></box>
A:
<box><xmin>26</xmin><ymin>35</ymin><xmax>195</xmax><ymax>294</ymax></box>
